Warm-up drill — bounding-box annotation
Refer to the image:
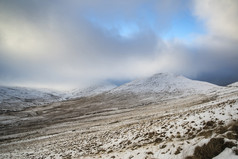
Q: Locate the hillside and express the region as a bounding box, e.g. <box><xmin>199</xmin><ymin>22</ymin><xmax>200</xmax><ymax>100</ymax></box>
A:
<box><xmin>0</xmin><ymin>73</ymin><xmax>237</xmax><ymax>159</ymax></box>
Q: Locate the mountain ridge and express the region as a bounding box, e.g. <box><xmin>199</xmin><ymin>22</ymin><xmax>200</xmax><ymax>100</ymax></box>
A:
<box><xmin>0</xmin><ymin>73</ymin><xmax>222</xmax><ymax>112</ymax></box>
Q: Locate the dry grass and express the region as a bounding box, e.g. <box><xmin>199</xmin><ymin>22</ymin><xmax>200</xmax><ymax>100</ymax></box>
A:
<box><xmin>229</xmin><ymin>122</ymin><xmax>238</xmax><ymax>134</ymax></box>
<box><xmin>185</xmin><ymin>138</ymin><xmax>226</xmax><ymax>159</ymax></box>
<box><xmin>197</xmin><ymin>130</ymin><xmax>213</xmax><ymax>138</ymax></box>
<box><xmin>186</xmin><ymin>121</ymin><xmax>238</xmax><ymax>159</ymax></box>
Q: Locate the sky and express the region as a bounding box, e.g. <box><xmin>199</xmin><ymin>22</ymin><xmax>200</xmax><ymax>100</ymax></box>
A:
<box><xmin>0</xmin><ymin>0</ymin><xmax>238</xmax><ymax>90</ymax></box>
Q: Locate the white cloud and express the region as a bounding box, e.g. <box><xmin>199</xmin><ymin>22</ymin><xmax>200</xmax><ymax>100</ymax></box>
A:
<box><xmin>193</xmin><ymin>0</ymin><xmax>238</xmax><ymax>41</ymax></box>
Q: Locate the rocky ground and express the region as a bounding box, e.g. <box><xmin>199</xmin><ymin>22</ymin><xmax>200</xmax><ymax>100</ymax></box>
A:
<box><xmin>0</xmin><ymin>86</ymin><xmax>238</xmax><ymax>159</ymax></box>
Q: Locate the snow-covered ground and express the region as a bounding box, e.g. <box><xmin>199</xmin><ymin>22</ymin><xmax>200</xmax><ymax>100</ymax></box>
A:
<box><xmin>88</xmin><ymin>95</ymin><xmax>238</xmax><ymax>159</ymax></box>
<box><xmin>0</xmin><ymin>73</ymin><xmax>238</xmax><ymax>159</ymax></box>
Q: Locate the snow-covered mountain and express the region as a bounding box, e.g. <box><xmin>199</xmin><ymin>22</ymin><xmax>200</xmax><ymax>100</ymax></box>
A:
<box><xmin>0</xmin><ymin>86</ymin><xmax>64</xmax><ymax>111</ymax></box>
<box><xmin>68</xmin><ymin>83</ymin><xmax>117</xmax><ymax>99</ymax></box>
<box><xmin>0</xmin><ymin>73</ymin><xmax>220</xmax><ymax>112</ymax></box>
<box><xmin>109</xmin><ymin>73</ymin><xmax>219</xmax><ymax>96</ymax></box>
<box><xmin>77</xmin><ymin>73</ymin><xmax>221</xmax><ymax>110</ymax></box>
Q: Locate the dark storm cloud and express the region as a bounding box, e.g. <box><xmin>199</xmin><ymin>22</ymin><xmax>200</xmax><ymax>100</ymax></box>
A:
<box><xmin>0</xmin><ymin>0</ymin><xmax>237</xmax><ymax>89</ymax></box>
<box><xmin>188</xmin><ymin>39</ymin><xmax>238</xmax><ymax>85</ymax></box>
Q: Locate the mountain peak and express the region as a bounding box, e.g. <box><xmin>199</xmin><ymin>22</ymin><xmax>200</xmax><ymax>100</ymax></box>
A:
<box><xmin>109</xmin><ymin>72</ymin><xmax>219</xmax><ymax>95</ymax></box>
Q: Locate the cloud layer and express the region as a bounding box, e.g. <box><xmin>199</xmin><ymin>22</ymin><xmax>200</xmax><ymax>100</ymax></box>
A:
<box><xmin>0</xmin><ymin>0</ymin><xmax>238</xmax><ymax>89</ymax></box>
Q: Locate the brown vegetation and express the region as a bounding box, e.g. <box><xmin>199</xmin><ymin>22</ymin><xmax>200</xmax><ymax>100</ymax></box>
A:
<box><xmin>186</xmin><ymin>121</ymin><xmax>238</xmax><ymax>159</ymax></box>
